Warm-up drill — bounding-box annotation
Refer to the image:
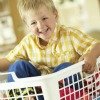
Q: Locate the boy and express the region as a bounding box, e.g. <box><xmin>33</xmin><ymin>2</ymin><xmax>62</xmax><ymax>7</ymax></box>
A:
<box><xmin>0</xmin><ymin>0</ymin><xmax>100</xmax><ymax>99</ymax></box>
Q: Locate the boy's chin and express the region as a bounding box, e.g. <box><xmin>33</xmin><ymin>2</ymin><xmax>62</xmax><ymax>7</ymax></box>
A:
<box><xmin>39</xmin><ymin>35</ymin><xmax>50</xmax><ymax>41</ymax></box>
<box><xmin>41</xmin><ymin>38</ymin><xmax>49</xmax><ymax>42</ymax></box>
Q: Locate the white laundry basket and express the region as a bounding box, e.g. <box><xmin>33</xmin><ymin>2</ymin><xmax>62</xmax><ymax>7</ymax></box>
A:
<box><xmin>0</xmin><ymin>57</ymin><xmax>100</xmax><ymax>100</ymax></box>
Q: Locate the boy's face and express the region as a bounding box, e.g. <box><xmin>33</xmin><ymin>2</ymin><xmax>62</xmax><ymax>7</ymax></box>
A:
<box><xmin>25</xmin><ymin>6</ymin><xmax>58</xmax><ymax>42</ymax></box>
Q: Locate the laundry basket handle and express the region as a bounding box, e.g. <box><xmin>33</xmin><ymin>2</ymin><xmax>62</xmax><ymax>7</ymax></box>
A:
<box><xmin>0</xmin><ymin>72</ymin><xmax>18</xmax><ymax>81</ymax></box>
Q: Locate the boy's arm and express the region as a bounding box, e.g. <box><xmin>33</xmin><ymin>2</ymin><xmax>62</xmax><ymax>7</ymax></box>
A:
<box><xmin>79</xmin><ymin>42</ymin><xmax>100</xmax><ymax>73</ymax></box>
<box><xmin>0</xmin><ymin>58</ymin><xmax>11</xmax><ymax>72</ymax></box>
<box><xmin>89</xmin><ymin>42</ymin><xmax>100</xmax><ymax>58</ymax></box>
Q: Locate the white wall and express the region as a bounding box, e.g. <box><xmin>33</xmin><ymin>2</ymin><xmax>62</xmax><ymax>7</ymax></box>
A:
<box><xmin>53</xmin><ymin>0</ymin><xmax>100</xmax><ymax>32</ymax></box>
<box><xmin>85</xmin><ymin>0</ymin><xmax>100</xmax><ymax>31</ymax></box>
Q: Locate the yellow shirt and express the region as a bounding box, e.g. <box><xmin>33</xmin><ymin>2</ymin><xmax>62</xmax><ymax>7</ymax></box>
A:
<box><xmin>6</xmin><ymin>25</ymin><xmax>98</xmax><ymax>74</ymax></box>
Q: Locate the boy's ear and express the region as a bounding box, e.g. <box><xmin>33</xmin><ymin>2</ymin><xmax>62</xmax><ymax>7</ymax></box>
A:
<box><xmin>54</xmin><ymin>10</ymin><xmax>58</xmax><ymax>19</ymax></box>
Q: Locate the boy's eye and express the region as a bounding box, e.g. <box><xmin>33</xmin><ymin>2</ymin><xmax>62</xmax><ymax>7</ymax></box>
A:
<box><xmin>31</xmin><ymin>21</ymin><xmax>37</xmax><ymax>25</ymax></box>
<box><xmin>42</xmin><ymin>17</ymin><xmax>48</xmax><ymax>21</ymax></box>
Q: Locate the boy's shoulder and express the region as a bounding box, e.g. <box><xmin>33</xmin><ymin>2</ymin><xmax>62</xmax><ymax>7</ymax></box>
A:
<box><xmin>20</xmin><ymin>33</ymin><xmax>36</xmax><ymax>44</ymax></box>
<box><xmin>23</xmin><ymin>33</ymin><xmax>35</xmax><ymax>40</ymax></box>
<box><xmin>59</xmin><ymin>25</ymin><xmax>81</xmax><ymax>35</ymax></box>
<box><xmin>60</xmin><ymin>25</ymin><xmax>81</xmax><ymax>33</ymax></box>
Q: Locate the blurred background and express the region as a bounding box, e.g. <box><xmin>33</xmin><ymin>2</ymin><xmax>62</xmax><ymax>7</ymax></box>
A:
<box><xmin>0</xmin><ymin>0</ymin><xmax>100</xmax><ymax>57</ymax></box>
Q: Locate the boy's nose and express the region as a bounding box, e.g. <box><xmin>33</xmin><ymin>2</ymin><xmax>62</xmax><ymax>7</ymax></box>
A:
<box><xmin>37</xmin><ymin>21</ymin><xmax>45</xmax><ymax>32</ymax></box>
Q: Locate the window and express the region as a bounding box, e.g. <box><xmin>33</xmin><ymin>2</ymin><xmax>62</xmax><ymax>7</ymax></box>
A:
<box><xmin>0</xmin><ymin>0</ymin><xmax>16</xmax><ymax>46</ymax></box>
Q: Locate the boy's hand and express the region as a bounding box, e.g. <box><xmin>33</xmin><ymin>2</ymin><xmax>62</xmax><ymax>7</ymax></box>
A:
<box><xmin>79</xmin><ymin>53</ymin><xmax>96</xmax><ymax>74</ymax></box>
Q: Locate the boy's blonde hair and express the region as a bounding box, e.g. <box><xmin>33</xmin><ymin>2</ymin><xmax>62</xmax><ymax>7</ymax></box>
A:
<box><xmin>17</xmin><ymin>0</ymin><xmax>58</xmax><ymax>21</ymax></box>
